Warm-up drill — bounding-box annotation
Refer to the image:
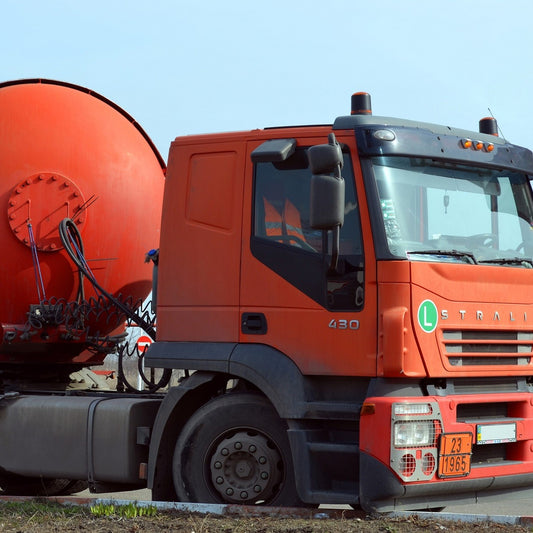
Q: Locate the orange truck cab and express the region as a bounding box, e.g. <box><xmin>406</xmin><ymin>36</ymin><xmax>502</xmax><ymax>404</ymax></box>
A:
<box><xmin>145</xmin><ymin>93</ymin><xmax>533</xmax><ymax>511</ymax></box>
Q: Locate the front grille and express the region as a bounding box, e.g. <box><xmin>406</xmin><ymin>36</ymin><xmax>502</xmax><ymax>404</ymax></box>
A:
<box><xmin>471</xmin><ymin>443</ymin><xmax>506</xmax><ymax>465</ymax></box>
<box><xmin>456</xmin><ymin>402</ymin><xmax>515</xmax><ymax>466</ymax></box>
<box><xmin>442</xmin><ymin>330</ymin><xmax>533</xmax><ymax>367</ymax></box>
<box><xmin>456</xmin><ymin>402</ymin><xmax>508</xmax><ymax>421</ymax></box>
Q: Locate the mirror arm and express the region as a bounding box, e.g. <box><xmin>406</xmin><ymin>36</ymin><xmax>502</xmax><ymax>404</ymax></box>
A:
<box><xmin>328</xmin><ymin>225</ymin><xmax>340</xmax><ymax>274</ymax></box>
<box><xmin>329</xmin><ymin>141</ymin><xmax>342</xmax><ymax>274</ymax></box>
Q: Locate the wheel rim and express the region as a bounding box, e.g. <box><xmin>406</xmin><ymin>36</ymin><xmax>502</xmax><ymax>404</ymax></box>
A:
<box><xmin>209</xmin><ymin>429</ymin><xmax>284</xmax><ymax>504</ymax></box>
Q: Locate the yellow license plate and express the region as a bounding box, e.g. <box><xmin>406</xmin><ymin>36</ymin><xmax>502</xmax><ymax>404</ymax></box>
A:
<box><xmin>438</xmin><ymin>433</ymin><xmax>473</xmax><ymax>478</ymax></box>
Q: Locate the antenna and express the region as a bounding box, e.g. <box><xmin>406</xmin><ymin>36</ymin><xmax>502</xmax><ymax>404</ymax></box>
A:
<box><xmin>487</xmin><ymin>107</ymin><xmax>506</xmax><ymax>140</ymax></box>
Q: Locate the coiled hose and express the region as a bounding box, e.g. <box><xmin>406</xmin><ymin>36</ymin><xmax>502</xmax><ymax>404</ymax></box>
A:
<box><xmin>59</xmin><ymin>217</ymin><xmax>171</xmax><ymax>392</ymax></box>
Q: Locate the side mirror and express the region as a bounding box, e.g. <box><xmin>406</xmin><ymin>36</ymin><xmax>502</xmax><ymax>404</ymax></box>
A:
<box><xmin>310</xmin><ymin>174</ymin><xmax>345</xmax><ymax>229</ymax></box>
<box><xmin>308</xmin><ymin>133</ymin><xmax>346</xmax><ymax>274</ymax></box>
<box><xmin>309</xmin><ymin>133</ymin><xmax>345</xmax><ymax>230</ymax></box>
<box><xmin>251</xmin><ymin>138</ymin><xmax>296</xmax><ymax>162</ymax></box>
<box><xmin>307</xmin><ymin>133</ymin><xmax>343</xmax><ymax>175</ymax></box>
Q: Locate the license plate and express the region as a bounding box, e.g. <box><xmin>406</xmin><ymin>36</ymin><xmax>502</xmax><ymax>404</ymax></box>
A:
<box><xmin>477</xmin><ymin>423</ymin><xmax>516</xmax><ymax>445</ymax></box>
<box><xmin>438</xmin><ymin>433</ymin><xmax>473</xmax><ymax>478</ymax></box>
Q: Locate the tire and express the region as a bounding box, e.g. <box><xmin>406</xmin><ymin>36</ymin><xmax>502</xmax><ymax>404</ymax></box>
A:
<box><xmin>173</xmin><ymin>392</ymin><xmax>305</xmax><ymax>506</ymax></box>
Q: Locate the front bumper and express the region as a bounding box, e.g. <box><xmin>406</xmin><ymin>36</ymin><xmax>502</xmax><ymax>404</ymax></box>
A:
<box><xmin>359</xmin><ymin>390</ymin><xmax>533</xmax><ymax>511</ymax></box>
<box><xmin>360</xmin><ymin>451</ymin><xmax>533</xmax><ymax>512</ymax></box>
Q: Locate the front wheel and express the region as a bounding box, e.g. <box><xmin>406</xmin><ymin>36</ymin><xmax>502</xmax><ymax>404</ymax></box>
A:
<box><xmin>172</xmin><ymin>392</ymin><xmax>305</xmax><ymax>506</ymax></box>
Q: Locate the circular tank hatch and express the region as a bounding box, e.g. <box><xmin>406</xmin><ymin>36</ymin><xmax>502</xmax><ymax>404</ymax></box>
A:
<box><xmin>7</xmin><ymin>172</ymin><xmax>86</xmax><ymax>252</ymax></box>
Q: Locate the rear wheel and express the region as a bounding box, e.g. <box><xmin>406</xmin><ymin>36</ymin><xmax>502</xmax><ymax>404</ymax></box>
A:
<box><xmin>173</xmin><ymin>392</ymin><xmax>305</xmax><ymax>506</ymax></box>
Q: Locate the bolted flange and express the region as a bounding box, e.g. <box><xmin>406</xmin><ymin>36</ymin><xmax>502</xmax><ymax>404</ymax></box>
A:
<box><xmin>7</xmin><ymin>172</ymin><xmax>86</xmax><ymax>252</ymax></box>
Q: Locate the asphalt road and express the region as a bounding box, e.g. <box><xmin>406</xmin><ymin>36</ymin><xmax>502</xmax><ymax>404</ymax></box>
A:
<box><xmin>444</xmin><ymin>492</ymin><xmax>533</xmax><ymax>518</ymax></box>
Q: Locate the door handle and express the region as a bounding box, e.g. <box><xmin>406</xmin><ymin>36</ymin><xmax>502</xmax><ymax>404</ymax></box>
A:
<box><xmin>241</xmin><ymin>312</ymin><xmax>267</xmax><ymax>334</ymax></box>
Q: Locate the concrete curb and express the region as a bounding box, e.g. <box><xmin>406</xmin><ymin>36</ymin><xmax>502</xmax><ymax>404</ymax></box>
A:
<box><xmin>74</xmin><ymin>498</ymin><xmax>363</xmax><ymax>520</ymax></box>
<box><xmin>389</xmin><ymin>510</ymin><xmax>533</xmax><ymax>527</ymax></box>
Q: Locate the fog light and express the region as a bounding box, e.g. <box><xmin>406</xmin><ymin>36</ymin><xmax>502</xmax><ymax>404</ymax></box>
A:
<box><xmin>422</xmin><ymin>452</ymin><xmax>436</xmax><ymax>475</ymax></box>
<box><xmin>400</xmin><ymin>454</ymin><xmax>416</xmax><ymax>477</ymax></box>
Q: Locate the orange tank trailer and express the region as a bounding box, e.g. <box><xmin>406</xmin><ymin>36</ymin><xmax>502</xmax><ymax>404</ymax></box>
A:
<box><xmin>0</xmin><ymin>79</ymin><xmax>164</xmax><ymax>369</ymax></box>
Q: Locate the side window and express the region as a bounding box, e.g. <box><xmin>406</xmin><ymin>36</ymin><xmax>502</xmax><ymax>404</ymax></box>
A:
<box><xmin>251</xmin><ymin>147</ymin><xmax>364</xmax><ymax>311</ymax></box>
<box><xmin>254</xmin><ymin>150</ymin><xmax>322</xmax><ymax>253</ymax></box>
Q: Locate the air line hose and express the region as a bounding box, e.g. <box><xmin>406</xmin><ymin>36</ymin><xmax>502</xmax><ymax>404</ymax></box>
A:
<box><xmin>59</xmin><ymin>218</ymin><xmax>156</xmax><ymax>338</ymax></box>
<box><xmin>59</xmin><ymin>217</ymin><xmax>171</xmax><ymax>392</ymax></box>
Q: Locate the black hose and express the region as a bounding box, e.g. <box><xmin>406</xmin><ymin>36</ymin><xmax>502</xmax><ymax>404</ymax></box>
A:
<box><xmin>59</xmin><ymin>219</ymin><xmax>85</xmax><ymax>303</ymax></box>
<box><xmin>59</xmin><ymin>218</ymin><xmax>156</xmax><ymax>338</ymax></box>
<box><xmin>59</xmin><ymin>218</ymin><xmax>171</xmax><ymax>392</ymax></box>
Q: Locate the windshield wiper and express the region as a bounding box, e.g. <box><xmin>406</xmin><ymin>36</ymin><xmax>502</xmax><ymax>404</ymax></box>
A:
<box><xmin>479</xmin><ymin>257</ymin><xmax>533</xmax><ymax>268</ymax></box>
<box><xmin>406</xmin><ymin>249</ymin><xmax>477</xmax><ymax>264</ymax></box>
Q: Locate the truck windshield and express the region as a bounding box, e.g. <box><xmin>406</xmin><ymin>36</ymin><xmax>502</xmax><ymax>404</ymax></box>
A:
<box><xmin>373</xmin><ymin>156</ymin><xmax>533</xmax><ymax>265</ymax></box>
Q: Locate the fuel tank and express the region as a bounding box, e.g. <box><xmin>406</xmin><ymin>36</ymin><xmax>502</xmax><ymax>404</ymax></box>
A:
<box><xmin>0</xmin><ymin>79</ymin><xmax>165</xmax><ymax>369</ymax></box>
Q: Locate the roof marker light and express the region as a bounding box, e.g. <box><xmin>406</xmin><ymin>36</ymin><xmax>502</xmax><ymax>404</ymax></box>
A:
<box><xmin>373</xmin><ymin>129</ymin><xmax>395</xmax><ymax>141</ymax></box>
<box><xmin>461</xmin><ymin>138</ymin><xmax>495</xmax><ymax>153</ymax></box>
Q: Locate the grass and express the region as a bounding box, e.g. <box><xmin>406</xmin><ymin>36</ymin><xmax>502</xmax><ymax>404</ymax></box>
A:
<box><xmin>0</xmin><ymin>500</ymin><xmax>167</xmax><ymax>533</ymax></box>
<box><xmin>0</xmin><ymin>500</ymin><xmax>158</xmax><ymax>519</ymax></box>
<box><xmin>0</xmin><ymin>499</ymin><xmax>86</xmax><ymax>519</ymax></box>
<box><xmin>89</xmin><ymin>501</ymin><xmax>158</xmax><ymax>518</ymax></box>
<box><xmin>0</xmin><ymin>500</ymin><xmax>90</xmax><ymax>531</ymax></box>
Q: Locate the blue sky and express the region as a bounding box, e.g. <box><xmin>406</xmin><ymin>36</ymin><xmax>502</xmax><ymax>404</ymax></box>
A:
<box><xmin>2</xmin><ymin>0</ymin><xmax>532</xmax><ymax>158</ymax></box>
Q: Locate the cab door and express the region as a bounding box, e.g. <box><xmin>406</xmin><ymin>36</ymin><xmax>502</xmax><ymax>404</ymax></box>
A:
<box><xmin>239</xmin><ymin>131</ymin><xmax>377</xmax><ymax>376</ymax></box>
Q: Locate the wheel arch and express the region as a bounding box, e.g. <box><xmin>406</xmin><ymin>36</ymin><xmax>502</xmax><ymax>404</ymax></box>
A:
<box><xmin>145</xmin><ymin>342</ymin><xmax>309</xmax><ymax>418</ymax></box>
<box><xmin>146</xmin><ymin>343</ymin><xmax>310</xmax><ymax>501</ymax></box>
<box><xmin>228</xmin><ymin>343</ymin><xmax>309</xmax><ymax>418</ymax></box>
<box><xmin>148</xmin><ymin>371</ymin><xmax>228</xmax><ymax>500</ymax></box>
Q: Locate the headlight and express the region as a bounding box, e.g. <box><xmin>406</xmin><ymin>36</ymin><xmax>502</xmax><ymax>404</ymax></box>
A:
<box><xmin>394</xmin><ymin>421</ymin><xmax>433</xmax><ymax>447</ymax></box>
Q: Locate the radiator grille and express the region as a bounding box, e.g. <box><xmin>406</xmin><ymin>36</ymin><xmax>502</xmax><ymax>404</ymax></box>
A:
<box><xmin>442</xmin><ymin>330</ymin><xmax>533</xmax><ymax>367</ymax></box>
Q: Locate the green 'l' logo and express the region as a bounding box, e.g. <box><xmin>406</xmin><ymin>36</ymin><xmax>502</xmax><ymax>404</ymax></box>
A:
<box><xmin>418</xmin><ymin>300</ymin><xmax>438</xmax><ymax>333</ymax></box>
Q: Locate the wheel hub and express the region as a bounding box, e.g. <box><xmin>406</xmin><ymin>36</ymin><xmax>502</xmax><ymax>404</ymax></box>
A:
<box><xmin>210</xmin><ymin>430</ymin><xmax>283</xmax><ymax>504</ymax></box>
